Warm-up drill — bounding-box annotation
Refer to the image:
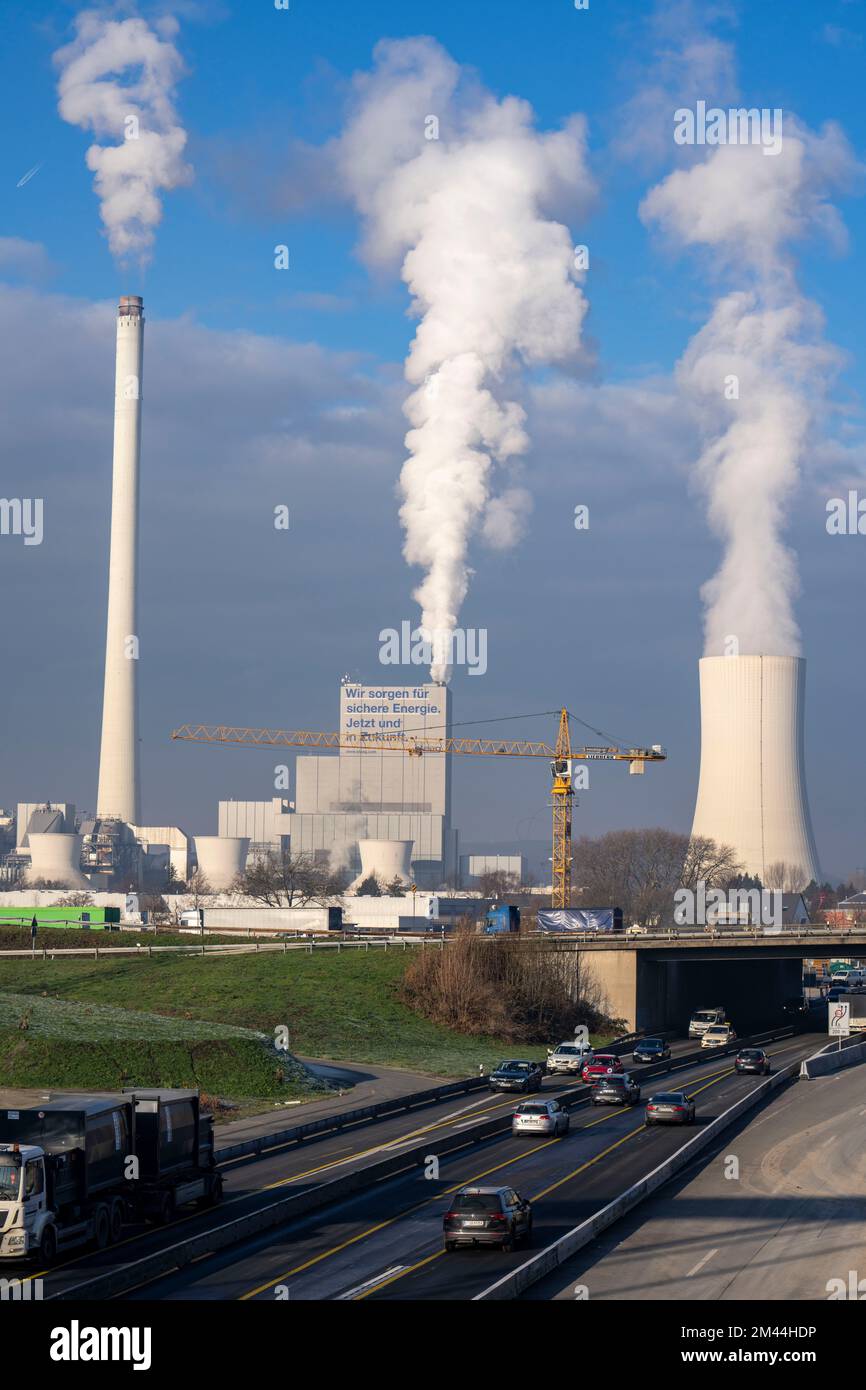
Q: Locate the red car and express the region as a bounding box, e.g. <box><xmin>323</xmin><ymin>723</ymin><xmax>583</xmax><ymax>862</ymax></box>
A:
<box><xmin>581</xmin><ymin>1054</ymin><xmax>624</xmax><ymax>1083</ymax></box>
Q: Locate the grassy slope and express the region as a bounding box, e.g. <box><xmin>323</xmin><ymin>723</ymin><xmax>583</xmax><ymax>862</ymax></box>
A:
<box><xmin>0</xmin><ymin>949</ymin><xmax>547</xmax><ymax>1077</ymax></box>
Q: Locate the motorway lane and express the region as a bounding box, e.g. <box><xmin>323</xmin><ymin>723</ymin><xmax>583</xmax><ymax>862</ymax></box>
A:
<box><xmin>121</xmin><ymin>1032</ymin><xmax>823</xmax><ymax>1302</ymax></box>
<box><xmin>524</xmin><ymin>1060</ymin><xmax>866</xmax><ymax>1302</ymax></box>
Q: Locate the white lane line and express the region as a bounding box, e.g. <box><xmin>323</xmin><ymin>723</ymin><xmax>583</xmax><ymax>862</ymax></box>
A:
<box><xmin>337</xmin><ymin>1266</ymin><xmax>406</xmax><ymax>1299</ymax></box>
<box><xmin>686</xmin><ymin>1248</ymin><xmax>718</xmax><ymax>1278</ymax></box>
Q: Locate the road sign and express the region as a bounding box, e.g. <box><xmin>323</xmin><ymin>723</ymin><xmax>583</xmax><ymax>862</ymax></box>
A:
<box><xmin>829</xmin><ymin>1001</ymin><xmax>851</xmax><ymax>1037</ymax></box>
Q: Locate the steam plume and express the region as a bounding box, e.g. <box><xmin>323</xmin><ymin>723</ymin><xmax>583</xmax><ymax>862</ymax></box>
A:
<box><xmin>337</xmin><ymin>39</ymin><xmax>594</xmax><ymax>680</ymax></box>
<box><xmin>55</xmin><ymin>10</ymin><xmax>191</xmax><ymax>263</ymax></box>
<box><xmin>641</xmin><ymin>121</ymin><xmax>856</xmax><ymax>655</ymax></box>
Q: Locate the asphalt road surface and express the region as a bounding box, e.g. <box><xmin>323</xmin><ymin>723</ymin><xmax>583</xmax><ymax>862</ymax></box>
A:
<box><xmin>119</xmin><ymin>1031</ymin><xmax>827</xmax><ymax>1302</ymax></box>
<box><xmin>524</xmin><ymin>1058</ymin><xmax>866</xmax><ymax>1302</ymax></box>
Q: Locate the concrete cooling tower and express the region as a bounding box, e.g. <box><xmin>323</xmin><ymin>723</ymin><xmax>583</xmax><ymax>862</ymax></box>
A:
<box><xmin>350</xmin><ymin>839</ymin><xmax>414</xmax><ymax>890</ymax></box>
<box><xmin>690</xmin><ymin>655</ymin><xmax>820</xmax><ymax>888</ymax></box>
<box><xmin>25</xmin><ymin>834</ymin><xmax>90</xmax><ymax>889</ymax></box>
<box><xmin>97</xmin><ymin>295</ymin><xmax>144</xmax><ymax>825</ymax></box>
<box><xmin>193</xmin><ymin>836</ymin><xmax>250</xmax><ymax>892</ymax></box>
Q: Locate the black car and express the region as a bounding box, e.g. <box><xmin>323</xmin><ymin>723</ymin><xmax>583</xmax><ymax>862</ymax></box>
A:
<box><xmin>781</xmin><ymin>997</ymin><xmax>809</xmax><ymax>1020</ymax></box>
<box><xmin>591</xmin><ymin>1072</ymin><xmax>641</xmax><ymax>1106</ymax></box>
<box><xmin>632</xmin><ymin>1037</ymin><xmax>671</xmax><ymax>1063</ymax></box>
<box><xmin>444</xmin><ymin>1185</ymin><xmax>532</xmax><ymax>1252</ymax></box>
<box><xmin>489</xmin><ymin>1059</ymin><xmax>544</xmax><ymax>1093</ymax></box>
<box><xmin>735</xmin><ymin>1047</ymin><xmax>771</xmax><ymax>1075</ymax></box>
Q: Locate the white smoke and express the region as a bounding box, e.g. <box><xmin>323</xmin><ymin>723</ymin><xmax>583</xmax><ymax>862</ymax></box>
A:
<box><xmin>337</xmin><ymin>39</ymin><xmax>595</xmax><ymax>680</ymax></box>
<box><xmin>641</xmin><ymin>121</ymin><xmax>857</xmax><ymax>656</ymax></box>
<box><xmin>54</xmin><ymin>10</ymin><xmax>192</xmax><ymax>264</ymax></box>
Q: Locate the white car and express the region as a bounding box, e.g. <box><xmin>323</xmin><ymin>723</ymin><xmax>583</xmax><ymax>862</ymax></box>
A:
<box><xmin>701</xmin><ymin>1023</ymin><xmax>737</xmax><ymax>1048</ymax></box>
<box><xmin>546</xmin><ymin>1041</ymin><xmax>594</xmax><ymax>1074</ymax></box>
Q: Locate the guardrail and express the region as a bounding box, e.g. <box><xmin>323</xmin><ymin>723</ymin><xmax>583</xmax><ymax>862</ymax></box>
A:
<box><xmin>0</xmin><ymin>937</ymin><xmax>423</xmax><ymax>960</ymax></box>
<box><xmin>800</xmin><ymin>1036</ymin><xmax>866</xmax><ymax>1078</ymax></box>
<box><xmin>474</xmin><ymin>1056</ymin><xmax>803</xmax><ymax>1301</ymax></box>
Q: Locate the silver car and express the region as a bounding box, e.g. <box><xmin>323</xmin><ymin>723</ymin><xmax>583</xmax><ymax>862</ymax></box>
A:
<box><xmin>512</xmin><ymin>1099</ymin><xmax>570</xmax><ymax>1137</ymax></box>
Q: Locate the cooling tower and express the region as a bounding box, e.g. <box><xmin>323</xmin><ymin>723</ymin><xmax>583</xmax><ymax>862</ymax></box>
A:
<box><xmin>351</xmin><ymin>839</ymin><xmax>414</xmax><ymax>889</ymax></box>
<box><xmin>690</xmin><ymin>655</ymin><xmax>820</xmax><ymax>887</ymax></box>
<box><xmin>193</xmin><ymin>836</ymin><xmax>250</xmax><ymax>892</ymax></box>
<box><xmin>25</xmin><ymin>834</ymin><xmax>90</xmax><ymax>889</ymax></box>
<box><xmin>96</xmin><ymin>295</ymin><xmax>144</xmax><ymax>824</ymax></box>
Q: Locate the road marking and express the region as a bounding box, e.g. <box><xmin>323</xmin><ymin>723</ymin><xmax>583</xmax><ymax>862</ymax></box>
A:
<box><xmin>353</xmin><ymin>1250</ymin><xmax>442</xmax><ymax>1298</ymax></box>
<box><xmin>686</xmin><ymin>1248</ymin><xmax>718</xmax><ymax>1277</ymax></box>
<box><xmin>337</xmin><ymin>1266</ymin><xmax>406</xmax><ymax>1299</ymax></box>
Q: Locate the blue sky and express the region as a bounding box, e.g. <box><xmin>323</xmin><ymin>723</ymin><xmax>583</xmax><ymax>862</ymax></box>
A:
<box><xmin>2</xmin><ymin>0</ymin><xmax>866</xmax><ymax>879</ymax></box>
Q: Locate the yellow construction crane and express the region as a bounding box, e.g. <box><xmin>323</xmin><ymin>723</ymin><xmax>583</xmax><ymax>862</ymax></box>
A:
<box><xmin>170</xmin><ymin>711</ymin><xmax>665</xmax><ymax>910</ymax></box>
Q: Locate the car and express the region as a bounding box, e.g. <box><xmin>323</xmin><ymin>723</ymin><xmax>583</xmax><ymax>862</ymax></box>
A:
<box><xmin>512</xmin><ymin>1099</ymin><xmax>570</xmax><ymax>1136</ymax></box>
<box><xmin>591</xmin><ymin>1073</ymin><xmax>641</xmax><ymax>1106</ymax></box>
<box><xmin>546</xmin><ymin>1041</ymin><xmax>594</xmax><ymax>1074</ymax></box>
<box><xmin>625</xmin><ymin>924</ymin><xmax>647</xmax><ymax>936</ymax></box>
<box><xmin>489</xmin><ymin>1059</ymin><xmax>544</xmax><ymax>1093</ymax></box>
<box><xmin>632</xmin><ymin>1037</ymin><xmax>671</xmax><ymax>1063</ymax></box>
<box><xmin>700</xmin><ymin>1023</ymin><xmax>737</xmax><ymax>1048</ymax></box>
<box><xmin>645</xmin><ymin>1091</ymin><xmax>696</xmax><ymax>1125</ymax></box>
<box><xmin>781</xmin><ymin>997</ymin><xmax>809</xmax><ymax>1019</ymax></box>
<box><xmin>735</xmin><ymin>1047</ymin><xmax>771</xmax><ymax>1075</ymax></box>
<box><xmin>581</xmin><ymin>1054</ymin><xmax>624</xmax><ymax>1083</ymax></box>
<box><xmin>443</xmin><ymin>1186</ymin><xmax>532</xmax><ymax>1252</ymax></box>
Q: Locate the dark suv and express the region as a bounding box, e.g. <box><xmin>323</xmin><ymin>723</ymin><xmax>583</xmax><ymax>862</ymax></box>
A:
<box><xmin>734</xmin><ymin>1047</ymin><xmax>771</xmax><ymax>1075</ymax></box>
<box><xmin>443</xmin><ymin>1186</ymin><xmax>532</xmax><ymax>1252</ymax></box>
<box><xmin>489</xmin><ymin>1060</ymin><xmax>544</xmax><ymax>1093</ymax></box>
<box><xmin>591</xmin><ymin>1073</ymin><xmax>641</xmax><ymax>1106</ymax></box>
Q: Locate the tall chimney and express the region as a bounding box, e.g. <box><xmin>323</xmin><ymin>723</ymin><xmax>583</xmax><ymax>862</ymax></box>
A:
<box><xmin>690</xmin><ymin>655</ymin><xmax>821</xmax><ymax>887</ymax></box>
<box><xmin>96</xmin><ymin>294</ymin><xmax>144</xmax><ymax>824</ymax></box>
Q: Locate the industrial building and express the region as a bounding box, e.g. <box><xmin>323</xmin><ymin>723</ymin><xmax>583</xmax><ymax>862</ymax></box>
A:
<box><xmin>690</xmin><ymin>655</ymin><xmax>821</xmax><ymax>888</ymax></box>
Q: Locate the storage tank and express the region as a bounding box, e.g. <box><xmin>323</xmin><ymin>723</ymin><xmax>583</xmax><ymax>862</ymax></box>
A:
<box><xmin>193</xmin><ymin>836</ymin><xmax>249</xmax><ymax>892</ymax></box>
<box><xmin>690</xmin><ymin>655</ymin><xmax>820</xmax><ymax>887</ymax></box>
<box><xmin>350</xmin><ymin>839</ymin><xmax>414</xmax><ymax>890</ymax></box>
<box><xmin>25</xmin><ymin>833</ymin><xmax>90</xmax><ymax>889</ymax></box>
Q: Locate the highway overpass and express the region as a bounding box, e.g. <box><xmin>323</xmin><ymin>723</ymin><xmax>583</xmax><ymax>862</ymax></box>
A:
<box><xmin>542</xmin><ymin>929</ymin><xmax>866</xmax><ymax>1032</ymax></box>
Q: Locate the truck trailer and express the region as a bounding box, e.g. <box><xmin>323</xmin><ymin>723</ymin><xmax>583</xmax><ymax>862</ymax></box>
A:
<box><xmin>0</xmin><ymin>1088</ymin><xmax>222</xmax><ymax>1262</ymax></box>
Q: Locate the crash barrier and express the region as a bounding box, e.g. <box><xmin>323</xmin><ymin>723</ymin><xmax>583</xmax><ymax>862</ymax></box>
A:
<box><xmin>474</xmin><ymin>1058</ymin><xmax>803</xmax><ymax>1301</ymax></box>
<box><xmin>800</xmin><ymin>1036</ymin><xmax>866</xmax><ymax>1078</ymax></box>
<box><xmin>216</xmin><ymin>1025</ymin><xmax>790</xmax><ymax>1166</ymax></box>
<box><xmin>50</xmin><ymin>1024</ymin><xmax>800</xmax><ymax>1300</ymax></box>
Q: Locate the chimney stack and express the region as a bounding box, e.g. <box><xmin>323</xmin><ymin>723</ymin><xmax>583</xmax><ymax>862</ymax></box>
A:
<box><xmin>96</xmin><ymin>295</ymin><xmax>144</xmax><ymax>823</ymax></box>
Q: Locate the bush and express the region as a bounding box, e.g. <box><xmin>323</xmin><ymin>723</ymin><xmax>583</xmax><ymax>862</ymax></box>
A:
<box><xmin>400</xmin><ymin>931</ymin><xmax>613</xmax><ymax>1042</ymax></box>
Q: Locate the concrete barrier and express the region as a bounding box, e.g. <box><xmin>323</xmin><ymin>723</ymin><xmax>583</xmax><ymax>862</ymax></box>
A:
<box><xmin>474</xmin><ymin>1058</ymin><xmax>802</xmax><ymax>1301</ymax></box>
<box><xmin>800</xmin><ymin>1037</ymin><xmax>866</xmax><ymax>1078</ymax></box>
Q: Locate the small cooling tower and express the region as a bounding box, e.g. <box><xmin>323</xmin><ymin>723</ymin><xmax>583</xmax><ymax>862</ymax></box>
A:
<box><xmin>350</xmin><ymin>839</ymin><xmax>414</xmax><ymax>890</ymax></box>
<box><xmin>690</xmin><ymin>655</ymin><xmax>820</xmax><ymax>887</ymax></box>
<box><xmin>26</xmin><ymin>834</ymin><xmax>90</xmax><ymax>889</ymax></box>
<box><xmin>193</xmin><ymin>836</ymin><xmax>249</xmax><ymax>892</ymax></box>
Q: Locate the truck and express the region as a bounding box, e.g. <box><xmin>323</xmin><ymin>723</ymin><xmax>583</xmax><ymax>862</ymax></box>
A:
<box><xmin>179</xmin><ymin>905</ymin><xmax>342</xmax><ymax>934</ymax></box>
<box><xmin>536</xmin><ymin>907</ymin><xmax>624</xmax><ymax>934</ymax></box>
<box><xmin>688</xmin><ymin>1006</ymin><xmax>726</xmax><ymax>1039</ymax></box>
<box><xmin>0</xmin><ymin>1088</ymin><xmax>222</xmax><ymax>1263</ymax></box>
<box><xmin>480</xmin><ymin>904</ymin><xmax>520</xmax><ymax>935</ymax></box>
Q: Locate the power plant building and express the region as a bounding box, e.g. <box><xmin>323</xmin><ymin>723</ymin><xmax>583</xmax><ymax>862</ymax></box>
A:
<box><xmin>690</xmin><ymin>655</ymin><xmax>821</xmax><ymax>889</ymax></box>
<box><xmin>287</xmin><ymin>679</ymin><xmax>457</xmax><ymax>887</ymax></box>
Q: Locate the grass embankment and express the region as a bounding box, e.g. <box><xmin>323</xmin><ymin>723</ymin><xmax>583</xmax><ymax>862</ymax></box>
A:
<box><xmin>0</xmin><ymin>949</ymin><xmax>604</xmax><ymax>1083</ymax></box>
<box><xmin>0</xmin><ymin>988</ymin><xmax>321</xmax><ymax>1101</ymax></box>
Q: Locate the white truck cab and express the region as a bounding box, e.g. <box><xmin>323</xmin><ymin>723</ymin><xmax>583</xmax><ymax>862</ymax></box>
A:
<box><xmin>0</xmin><ymin>1143</ymin><xmax>50</xmax><ymax>1258</ymax></box>
<box><xmin>688</xmin><ymin>1007</ymin><xmax>726</xmax><ymax>1039</ymax></box>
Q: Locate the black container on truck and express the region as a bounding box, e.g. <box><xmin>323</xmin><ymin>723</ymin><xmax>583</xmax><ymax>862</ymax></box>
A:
<box><xmin>0</xmin><ymin>1087</ymin><xmax>222</xmax><ymax>1263</ymax></box>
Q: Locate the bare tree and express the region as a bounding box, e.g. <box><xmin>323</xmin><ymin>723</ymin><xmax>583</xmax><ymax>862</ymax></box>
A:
<box><xmin>764</xmin><ymin>861</ymin><xmax>809</xmax><ymax>893</ymax></box>
<box><xmin>186</xmin><ymin>866</ymin><xmax>212</xmax><ymax>908</ymax></box>
<box><xmin>477</xmin><ymin>869</ymin><xmax>521</xmax><ymax>899</ymax></box>
<box><xmin>233</xmin><ymin>849</ymin><xmax>344</xmax><ymax>907</ymax></box>
<box><xmin>572</xmin><ymin>828</ymin><xmax>743</xmax><ymax>928</ymax></box>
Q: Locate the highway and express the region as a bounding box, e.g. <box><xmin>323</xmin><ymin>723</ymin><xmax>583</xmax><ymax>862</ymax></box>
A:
<box><xmin>16</xmin><ymin>1034</ymin><xmax>700</xmax><ymax>1297</ymax></box>
<box><xmin>523</xmin><ymin>1058</ymin><xmax>866</xmax><ymax>1302</ymax></box>
<box><xmin>111</xmin><ymin>1030</ymin><xmax>829</xmax><ymax>1302</ymax></box>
